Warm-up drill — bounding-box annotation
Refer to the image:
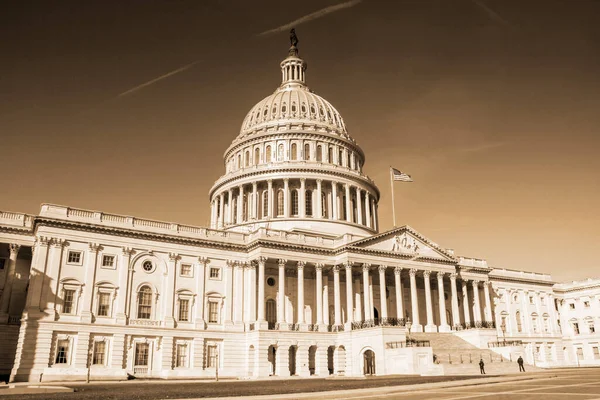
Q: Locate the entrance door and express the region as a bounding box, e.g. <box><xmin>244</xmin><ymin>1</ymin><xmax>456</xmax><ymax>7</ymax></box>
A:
<box><xmin>268</xmin><ymin>345</ymin><xmax>276</xmax><ymax>375</ymax></box>
<box><xmin>363</xmin><ymin>350</ymin><xmax>375</xmax><ymax>375</ymax></box>
<box><xmin>289</xmin><ymin>346</ymin><xmax>297</xmax><ymax>376</ymax></box>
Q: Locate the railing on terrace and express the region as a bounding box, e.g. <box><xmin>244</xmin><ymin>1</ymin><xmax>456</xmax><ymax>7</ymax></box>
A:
<box><xmin>133</xmin><ymin>366</ymin><xmax>149</xmax><ymax>375</ymax></box>
<box><xmin>488</xmin><ymin>340</ymin><xmax>523</xmax><ymax>348</ymax></box>
<box><xmin>386</xmin><ymin>339</ymin><xmax>431</xmax><ymax>349</ymax></box>
<box><xmin>351</xmin><ymin>317</ymin><xmax>405</xmax><ymax>330</ymax></box>
<box><xmin>453</xmin><ymin>321</ymin><xmax>495</xmax><ymax>331</ymax></box>
<box><xmin>267</xmin><ymin>322</ymin><xmax>276</xmax><ymax>330</ymax></box>
<box><xmin>329</xmin><ymin>324</ymin><xmax>345</xmax><ymax>332</ymax></box>
<box><xmin>129</xmin><ymin>319</ymin><xmax>162</xmax><ymax>327</ymax></box>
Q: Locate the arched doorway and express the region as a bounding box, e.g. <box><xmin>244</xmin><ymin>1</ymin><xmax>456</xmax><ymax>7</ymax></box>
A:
<box><xmin>288</xmin><ymin>346</ymin><xmax>297</xmax><ymax>376</ymax></box>
<box><xmin>363</xmin><ymin>350</ymin><xmax>376</xmax><ymax>375</ymax></box>
<box><xmin>266</xmin><ymin>299</ymin><xmax>276</xmax><ymax>328</ymax></box>
<box><xmin>327</xmin><ymin>346</ymin><xmax>335</xmax><ymax>375</ymax></box>
<box><xmin>308</xmin><ymin>346</ymin><xmax>317</xmax><ymax>375</ymax></box>
<box><xmin>373</xmin><ymin>307</ymin><xmax>379</xmax><ymax>320</ymax></box>
<box><xmin>268</xmin><ymin>345</ymin><xmax>276</xmax><ymax>376</ymax></box>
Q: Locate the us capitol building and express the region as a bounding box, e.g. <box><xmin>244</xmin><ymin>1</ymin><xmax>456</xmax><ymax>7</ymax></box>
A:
<box><xmin>0</xmin><ymin>37</ymin><xmax>599</xmax><ymax>382</ymax></box>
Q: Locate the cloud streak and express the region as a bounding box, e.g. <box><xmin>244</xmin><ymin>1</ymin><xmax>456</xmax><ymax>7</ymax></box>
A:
<box><xmin>472</xmin><ymin>0</ymin><xmax>512</xmax><ymax>27</ymax></box>
<box><xmin>257</xmin><ymin>0</ymin><xmax>363</xmax><ymax>37</ymax></box>
<box><xmin>116</xmin><ymin>60</ymin><xmax>200</xmax><ymax>98</ymax></box>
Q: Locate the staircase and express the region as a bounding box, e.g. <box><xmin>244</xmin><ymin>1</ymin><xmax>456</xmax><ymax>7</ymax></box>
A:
<box><xmin>0</xmin><ymin>325</ymin><xmax>20</xmax><ymax>379</ymax></box>
<box><xmin>409</xmin><ymin>332</ymin><xmax>544</xmax><ymax>375</ymax></box>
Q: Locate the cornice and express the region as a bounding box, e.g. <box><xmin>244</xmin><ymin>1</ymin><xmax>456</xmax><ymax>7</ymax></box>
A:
<box><xmin>489</xmin><ymin>275</ymin><xmax>556</xmax><ymax>287</ymax></box>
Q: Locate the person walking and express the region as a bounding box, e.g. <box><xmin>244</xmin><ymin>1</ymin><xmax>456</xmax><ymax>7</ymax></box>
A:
<box><xmin>479</xmin><ymin>358</ymin><xmax>486</xmax><ymax>374</ymax></box>
<box><xmin>517</xmin><ymin>356</ymin><xmax>525</xmax><ymax>372</ymax></box>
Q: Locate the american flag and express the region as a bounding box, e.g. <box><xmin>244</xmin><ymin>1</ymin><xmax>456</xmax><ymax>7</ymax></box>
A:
<box><xmin>391</xmin><ymin>167</ymin><xmax>413</xmax><ymax>182</ymax></box>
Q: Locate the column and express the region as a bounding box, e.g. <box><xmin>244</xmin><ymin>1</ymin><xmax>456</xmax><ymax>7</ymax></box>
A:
<box><xmin>224</xmin><ymin>260</ymin><xmax>235</xmax><ymax>324</ymax></box>
<box><xmin>365</xmin><ymin>192</ymin><xmax>372</xmax><ymax>228</ymax></box>
<box><xmin>378</xmin><ymin>266</ymin><xmax>388</xmax><ymax>319</ymax></box>
<box><xmin>80</xmin><ymin>243</ymin><xmax>100</xmax><ymax>323</ymax></box>
<box><xmin>196</xmin><ymin>257</ymin><xmax>209</xmax><ymax>329</ymax></box>
<box><xmin>210</xmin><ymin>201</ymin><xmax>216</xmax><ymax>228</ymax></box>
<box><xmin>315</xmin><ymin>263</ymin><xmax>324</xmax><ymax>326</ymax></box>
<box><xmin>116</xmin><ymin>248</ymin><xmax>134</xmax><ymax>324</ymax></box>
<box><xmin>234</xmin><ymin>262</ymin><xmax>244</xmax><ymax>323</ymax></box>
<box><xmin>227</xmin><ymin>188</ymin><xmax>234</xmax><ymax>225</ymax></box>
<box><xmin>252</xmin><ymin>182</ymin><xmax>258</xmax><ymax>219</ymax></box>
<box><xmin>0</xmin><ymin>244</ymin><xmax>21</xmax><ymax>317</ymax></box>
<box><xmin>437</xmin><ymin>273</ymin><xmax>450</xmax><ymax>332</ymax></box>
<box><xmin>316</xmin><ymin>179</ymin><xmax>323</xmax><ymax>218</ymax></box>
<box><xmin>283</xmin><ymin>178</ymin><xmax>290</xmax><ymax>217</ymax></box>
<box><xmin>218</xmin><ymin>193</ymin><xmax>225</xmax><ymax>228</ymax></box>
<box><xmin>237</xmin><ymin>185</ymin><xmax>244</xmax><ymax>223</ymax></box>
<box><xmin>344</xmin><ymin>262</ymin><xmax>353</xmax><ymax>325</ymax></box>
<box><xmin>423</xmin><ymin>271</ymin><xmax>436</xmax><ymax>332</ymax></box>
<box><xmin>246</xmin><ymin>262</ymin><xmax>257</xmax><ymax>324</ymax></box>
<box><xmin>43</xmin><ymin>239</ymin><xmax>66</xmax><ymax>316</ymax></box>
<box><xmin>483</xmin><ymin>281</ymin><xmax>493</xmax><ymax>325</ymax></box>
<box><xmin>165</xmin><ymin>253</ymin><xmax>179</xmax><ymax>327</ymax></box>
<box><xmin>277</xmin><ymin>259</ymin><xmax>286</xmax><ymax>325</ymax></box>
<box><xmin>450</xmin><ymin>273</ymin><xmax>460</xmax><ymax>329</ymax></box>
<box><xmin>354</xmin><ymin>278</ymin><xmax>362</xmax><ymax>321</ymax></box>
<box><xmin>344</xmin><ymin>183</ymin><xmax>351</xmax><ymax>222</ymax></box>
<box><xmin>333</xmin><ymin>265</ymin><xmax>342</xmax><ymax>326</ymax></box>
<box><xmin>297</xmin><ymin>261</ymin><xmax>305</xmax><ymax>324</ymax></box>
<box><xmin>362</xmin><ymin>264</ymin><xmax>371</xmax><ymax>320</ymax></box>
<box><xmin>323</xmin><ymin>274</ymin><xmax>330</xmax><ymax>325</ymax></box>
<box><xmin>331</xmin><ymin>182</ymin><xmax>338</xmax><ymax>220</ymax></box>
<box><xmin>26</xmin><ymin>237</ymin><xmax>50</xmax><ymax>311</ymax></box>
<box><xmin>356</xmin><ymin>187</ymin><xmax>363</xmax><ymax>225</ymax></box>
<box><xmin>394</xmin><ymin>267</ymin><xmax>404</xmax><ymax>320</ymax></box>
<box><xmin>409</xmin><ymin>268</ymin><xmax>422</xmax><ymax>331</ymax></box>
<box><xmin>373</xmin><ymin>202</ymin><xmax>378</xmax><ymax>231</ymax></box>
<box><xmin>299</xmin><ymin>179</ymin><xmax>306</xmax><ymax>218</ymax></box>
<box><xmin>267</xmin><ymin>180</ymin><xmax>273</xmax><ymax>218</ymax></box>
<box><xmin>257</xmin><ymin>257</ymin><xmax>267</xmax><ymax>324</ymax></box>
<box><xmin>462</xmin><ymin>279</ymin><xmax>471</xmax><ymax>327</ymax></box>
<box><xmin>472</xmin><ymin>280</ymin><xmax>482</xmax><ymax>325</ymax></box>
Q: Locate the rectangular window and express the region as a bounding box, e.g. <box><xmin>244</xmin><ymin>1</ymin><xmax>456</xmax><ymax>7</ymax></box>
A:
<box><xmin>93</xmin><ymin>341</ymin><xmax>106</xmax><ymax>365</ymax></box>
<box><xmin>208</xmin><ymin>301</ymin><xmax>219</xmax><ymax>323</ymax></box>
<box><xmin>209</xmin><ymin>267</ymin><xmax>221</xmax><ymax>279</ymax></box>
<box><xmin>67</xmin><ymin>251</ymin><xmax>82</xmax><ymax>264</ymax></box>
<box><xmin>97</xmin><ymin>292</ymin><xmax>111</xmax><ymax>317</ymax></box>
<box><xmin>135</xmin><ymin>343</ymin><xmax>149</xmax><ymax>366</ymax></box>
<box><xmin>63</xmin><ymin>289</ymin><xmax>75</xmax><ymax>314</ymax></box>
<box><xmin>529</xmin><ymin>296</ymin><xmax>534</xmax><ymax>304</ymax></box>
<box><xmin>207</xmin><ymin>345</ymin><xmax>218</xmax><ymax>368</ymax></box>
<box><xmin>593</xmin><ymin>347</ymin><xmax>600</xmax><ymax>360</ymax></box>
<box><xmin>180</xmin><ymin>263</ymin><xmax>192</xmax><ymax>277</ymax></box>
<box><xmin>102</xmin><ymin>255</ymin><xmax>115</xmax><ymax>268</ymax></box>
<box><xmin>178</xmin><ymin>299</ymin><xmax>190</xmax><ymax>322</ymax></box>
<box><xmin>55</xmin><ymin>339</ymin><xmax>69</xmax><ymax>364</ymax></box>
<box><xmin>589</xmin><ymin>322</ymin><xmax>596</xmax><ymax>334</ymax></box>
<box><xmin>176</xmin><ymin>344</ymin><xmax>187</xmax><ymax>368</ymax></box>
<box><xmin>570</xmin><ymin>303</ymin><xmax>575</xmax><ymax>309</ymax></box>
<box><xmin>584</xmin><ymin>301</ymin><xmax>590</xmax><ymax>308</ymax></box>
<box><xmin>573</xmin><ymin>322</ymin><xmax>580</xmax><ymax>335</ymax></box>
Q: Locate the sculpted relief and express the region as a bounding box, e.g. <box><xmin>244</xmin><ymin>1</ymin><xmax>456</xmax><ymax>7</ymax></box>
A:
<box><xmin>391</xmin><ymin>233</ymin><xmax>420</xmax><ymax>254</ymax></box>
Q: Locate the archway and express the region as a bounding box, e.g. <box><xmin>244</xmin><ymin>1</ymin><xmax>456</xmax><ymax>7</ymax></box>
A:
<box><xmin>363</xmin><ymin>349</ymin><xmax>376</xmax><ymax>375</ymax></box>
<box><xmin>308</xmin><ymin>346</ymin><xmax>317</xmax><ymax>375</ymax></box>
<box><xmin>288</xmin><ymin>346</ymin><xmax>297</xmax><ymax>376</ymax></box>
<box><xmin>268</xmin><ymin>345</ymin><xmax>276</xmax><ymax>376</ymax></box>
<box><xmin>327</xmin><ymin>346</ymin><xmax>335</xmax><ymax>375</ymax></box>
<box><xmin>335</xmin><ymin>345</ymin><xmax>346</xmax><ymax>375</ymax></box>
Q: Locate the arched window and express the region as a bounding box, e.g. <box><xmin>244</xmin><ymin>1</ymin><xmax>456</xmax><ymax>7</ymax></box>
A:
<box><xmin>138</xmin><ymin>286</ymin><xmax>153</xmax><ymax>319</ymax></box>
<box><xmin>342</xmin><ymin>195</ymin><xmax>347</xmax><ymax>220</ymax></box>
<box><xmin>262</xmin><ymin>191</ymin><xmax>269</xmax><ymax>218</ymax></box>
<box><xmin>351</xmin><ymin>198</ymin><xmax>357</xmax><ymax>222</ymax></box>
<box><xmin>515</xmin><ymin>311</ymin><xmax>522</xmax><ymax>333</ymax></box>
<box><xmin>347</xmin><ymin>153</ymin><xmax>351</xmax><ymax>168</ymax></box>
<box><xmin>233</xmin><ymin>198</ymin><xmax>238</xmax><ymax>224</ymax></box>
<box><xmin>245</xmin><ymin>150</ymin><xmax>250</xmax><ymax>167</ymax></box>
<box><xmin>291</xmin><ymin>190</ymin><xmax>299</xmax><ymax>216</ymax></box>
<box><xmin>276</xmin><ymin>189</ymin><xmax>284</xmax><ymax>216</ymax></box>
<box><xmin>328</xmin><ymin>147</ymin><xmax>334</xmax><ymax>163</ymax></box>
<box><xmin>277</xmin><ymin>144</ymin><xmax>284</xmax><ymax>161</ymax></box>
<box><xmin>321</xmin><ymin>192</ymin><xmax>328</xmax><ymax>218</ymax></box>
<box><xmin>242</xmin><ymin>195</ymin><xmax>248</xmax><ymax>221</ymax></box>
<box><xmin>338</xmin><ymin>149</ymin><xmax>343</xmax><ymax>165</ymax></box>
<box><xmin>254</xmin><ymin>148</ymin><xmax>260</xmax><ymax>165</ymax></box>
<box><xmin>291</xmin><ymin>143</ymin><xmax>298</xmax><ymax>160</ymax></box>
<box><xmin>304</xmin><ymin>143</ymin><xmax>310</xmax><ymax>161</ymax></box>
<box><xmin>305</xmin><ymin>190</ymin><xmax>313</xmax><ymax>217</ymax></box>
<box><xmin>316</xmin><ymin>145</ymin><xmax>323</xmax><ymax>162</ymax></box>
<box><xmin>265</xmin><ymin>145</ymin><xmax>272</xmax><ymax>163</ymax></box>
<box><xmin>237</xmin><ymin>154</ymin><xmax>241</xmax><ymax>169</ymax></box>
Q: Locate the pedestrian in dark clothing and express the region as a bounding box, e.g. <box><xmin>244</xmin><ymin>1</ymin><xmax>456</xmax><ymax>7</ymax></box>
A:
<box><xmin>479</xmin><ymin>358</ymin><xmax>485</xmax><ymax>374</ymax></box>
<box><xmin>517</xmin><ymin>356</ymin><xmax>525</xmax><ymax>372</ymax></box>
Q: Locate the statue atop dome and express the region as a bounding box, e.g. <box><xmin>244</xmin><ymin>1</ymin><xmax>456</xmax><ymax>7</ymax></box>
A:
<box><xmin>289</xmin><ymin>28</ymin><xmax>299</xmax><ymax>56</ymax></box>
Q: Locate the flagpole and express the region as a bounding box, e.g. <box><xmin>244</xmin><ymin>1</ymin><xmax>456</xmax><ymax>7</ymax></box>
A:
<box><xmin>390</xmin><ymin>167</ymin><xmax>396</xmax><ymax>227</ymax></box>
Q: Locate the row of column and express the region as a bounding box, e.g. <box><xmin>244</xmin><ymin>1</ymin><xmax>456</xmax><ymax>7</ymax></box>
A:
<box><xmin>0</xmin><ymin>243</ymin><xmax>21</xmax><ymax>322</ymax></box>
<box><xmin>211</xmin><ymin>179</ymin><xmax>378</xmax><ymax>230</ymax></box>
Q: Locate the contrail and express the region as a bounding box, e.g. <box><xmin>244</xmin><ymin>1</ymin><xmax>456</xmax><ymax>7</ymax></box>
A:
<box><xmin>257</xmin><ymin>0</ymin><xmax>363</xmax><ymax>37</ymax></box>
<box><xmin>472</xmin><ymin>0</ymin><xmax>511</xmax><ymax>26</ymax></box>
<box><xmin>116</xmin><ymin>60</ymin><xmax>200</xmax><ymax>98</ymax></box>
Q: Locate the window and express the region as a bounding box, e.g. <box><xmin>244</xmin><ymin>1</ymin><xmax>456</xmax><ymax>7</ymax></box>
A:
<box><xmin>237</xmin><ymin>154</ymin><xmax>241</xmax><ymax>168</ymax></box>
<box><xmin>208</xmin><ymin>301</ymin><xmax>219</xmax><ymax>323</ymax></box>
<box><xmin>316</xmin><ymin>145</ymin><xmax>323</xmax><ymax>162</ymax></box>
<box><xmin>276</xmin><ymin>189</ymin><xmax>284</xmax><ymax>216</ymax></box>
<box><xmin>584</xmin><ymin>300</ymin><xmax>590</xmax><ymax>308</ymax></box>
<box><xmin>102</xmin><ymin>255</ymin><xmax>115</xmax><ymax>268</ymax></box>
<box><xmin>262</xmin><ymin>191</ymin><xmax>269</xmax><ymax>218</ymax></box>
<box><xmin>342</xmin><ymin>195</ymin><xmax>347</xmax><ymax>220</ymax></box>
<box><xmin>338</xmin><ymin>149</ymin><xmax>343</xmax><ymax>165</ymax></box>
<box><xmin>328</xmin><ymin>147</ymin><xmax>333</xmax><ymax>163</ymax></box>
<box><xmin>93</xmin><ymin>341</ymin><xmax>106</xmax><ymax>365</ymax></box>
<box><xmin>265</xmin><ymin>145</ymin><xmax>272</xmax><ymax>162</ymax></box>
<box><xmin>532</xmin><ymin>316</ymin><xmax>538</xmax><ymax>333</ymax></box>
<box><xmin>55</xmin><ymin>339</ymin><xmax>70</xmax><ymax>364</ymax></box>
<box><xmin>593</xmin><ymin>347</ymin><xmax>600</xmax><ymax>360</ymax></box>
<box><xmin>569</xmin><ymin>303</ymin><xmax>575</xmax><ymax>310</ymax></box>
<box><xmin>516</xmin><ymin>311</ymin><xmax>522</xmax><ymax>333</ymax></box>
<box><xmin>245</xmin><ymin>150</ymin><xmax>250</xmax><ymax>167</ymax></box>
<box><xmin>304</xmin><ymin>143</ymin><xmax>310</xmax><ymax>160</ymax></box>
<box><xmin>243</xmin><ymin>195</ymin><xmax>248</xmax><ymax>221</ymax></box>
<box><xmin>277</xmin><ymin>144</ymin><xmax>284</xmax><ymax>161</ymax></box>
<box><xmin>254</xmin><ymin>148</ymin><xmax>260</xmax><ymax>165</ymax></box>
<box><xmin>67</xmin><ymin>251</ymin><xmax>82</xmax><ymax>264</ymax></box>
<box><xmin>137</xmin><ymin>286</ymin><xmax>153</xmax><ymax>319</ymax></box>
<box><xmin>176</xmin><ymin>344</ymin><xmax>188</xmax><ymax>368</ymax></box>
<box><xmin>572</xmin><ymin>322</ymin><xmax>580</xmax><ymax>335</ymax></box>
<box><xmin>63</xmin><ymin>289</ymin><xmax>75</xmax><ymax>314</ymax></box>
<box><xmin>209</xmin><ymin>267</ymin><xmax>221</xmax><ymax>279</ymax></box>
<box><xmin>97</xmin><ymin>292</ymin><xmax>111</xmax><ymax>317</ymax></box>
<box><xmin>291</xmin><ymin>143</ymin><xmax>297</xmax><ymax>160</ymax></box>
<box><xmin>321</xmin><ymin>192</ymin><xmax>328</xmax><ymax>218</ymax></box>
<box><xmin>267</xmin><ymin>277</ymin><xmax>276</xmax><ymax>287</ymax></box>
<box><xmin>291</xmin><ymin>190</ymin><xmax>299</xmax><ymax>216</ymax></box>
<box><xmin>543</xmin><ymin>317</ymin><xmax>549</xmax><ymax>333</ymax></box>
<box><xmin>207</xmin><ymin>345</ymin><xmax>218</xmax><ymax>368</ymax></box>
<box><xmin>305</xmin><ymin>190</ymin><xmax>312</xmax><ymax>217</ymax></box>
<box><xmin>588</xmin><ymin>320</ymin><xmax>596</xmax><ymax>334</ymax></box>
<box><xmin>135</xmin><ymin>343</ymin><xmax>149</xmax><ymax>366</ymax></box>
<box><xmin>529</xmin><ymin>296</ymin><xmax>534</xmax><ymax>304</ymax></box>
<box><xmin>178</xmin><ymin>299</ymin><xmax>190</xmax><ymax>322</ymax></box>
<box><xmin>143</xmin><ymin>261</ymin><xmax>153</xmax><ymax>272</ymax></box>
<box><xmin>180</xmin><ymin>263</ymin><xmax>192</xmax><ymax>277</ymax></box>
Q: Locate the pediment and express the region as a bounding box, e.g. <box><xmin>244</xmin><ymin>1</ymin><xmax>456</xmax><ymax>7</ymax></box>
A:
<box><xmin>349</xmin><ymin>226</ymin><xmax>456</xmax><ymax>261</ymax></box>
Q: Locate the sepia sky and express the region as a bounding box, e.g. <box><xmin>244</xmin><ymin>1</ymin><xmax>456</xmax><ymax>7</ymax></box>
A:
<box><xmin>1</xmin><ymin>1</ymin><xmax>599</xmax><ymax>282</ymax></box>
